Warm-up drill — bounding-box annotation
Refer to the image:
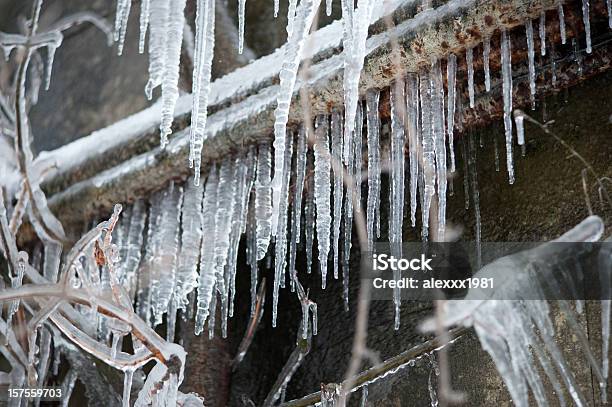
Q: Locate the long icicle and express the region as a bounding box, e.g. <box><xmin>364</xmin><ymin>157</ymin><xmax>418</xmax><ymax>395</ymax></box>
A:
<box><xmin>406</xmin><ymin>74</ymin><xmax>420</xmax><ymax>228</ymax></box>
<box><xmin>314</xmin><ymin>115</ymin><xmax>332</xmax><ymax>289</ymax></box>
<box><xmin>419</xmin><ymin>69</ymin><xmax>435</xmax><ymax>241</ymax></box>
<box><xmin>366</xmin><ymin>89</ymin><xmax>380</xmax><ymax>252</ymax></box>
<box><xmin>483</xmin><ymin>36</ymin><xmax>491</xmax><ymax>92</ymax></box>
<box><xmin>558</xmin><ymin>3</ymin><xmax>567</xmax><ymax>44</ymax></box>
<box><xmin>539</xmin><ymin>11</ymin><xmax>546</xmax><ymax>57</ymax></box>
<box><xmin>271</xmin><ymin>0</ymin><xmax>322</xmax><ymax>235</ymax></box>
<box><xmin>582</xmin><ymin>0</ymin><xmax>592</xmax><ymax>54</ymax></box>
<box><xmin>501</xmin><ymin>29</ymin><xmax>515</xmax><ymax>184</ymax></box>
<box><xmin>331</xmin><ymin>110</ymin><xmax>344</xmax><ymax>280</ymax></box>
<box><xmin>446</xmin><ymin>55</ymin><xmax>457</xmax><ymax>173</ymax></box>
<box><xmin>431</xmin><ymin>59</ymin><xmax>446</xmax><ymax>240</ymax></box>
<box><xmin>190</xmin><ymin>0</ymin><xmax>216</xmax><ymax>185</ymax></box>
<box><xmin>466</xmin><ymin>47</ymin><xmax>475</xmax><ymax>108</ymax></box>
<box><xmin>389</xmin><ymin>80</ymin><xmax>405</xmax><ymax>329</ymax></box>
<box><xmin>526</xmin><ymin>20</ymin><xmax>536</xmax><ymax>110</ymax></box>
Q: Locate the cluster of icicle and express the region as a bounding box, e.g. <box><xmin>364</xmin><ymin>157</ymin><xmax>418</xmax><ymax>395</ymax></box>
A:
<box><xmin>107</xmin><ymin>0</ymin><xmax>610</xmax><ymax>335</ymax></box>
<box><xmin>422</xmin><ymin>215</ymin><xmax>612</xmax><ymax>407</ymax></box>
<box><xmin>113</xmin><ymin>0</ymin><xmax>216</xmax><ymax>185</ymax></box>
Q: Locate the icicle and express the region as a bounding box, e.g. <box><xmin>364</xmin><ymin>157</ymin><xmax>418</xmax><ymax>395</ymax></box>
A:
<box><xmin>44</xmin><ymin>43</ymin><xmax>60</xmax><ymax>91</ymax></box>
<box><xmin>446</xmin><ymin>56</ymin><xmax>457</xmax><ymax>172</ymax></box>
<box><xmin>331</xmin><ymin>111</ymin><xmax>344</xmax><ymax>280</ymax></box>
<box><xmin>494</xmin><ymin>133</ymin><xmax>500</xmax><ymax>172</ymax></box>
<box><xmin>468</xmin><ymin>133</ymin><xmax>481</xmax><ymax>270</ymax></box>
<box><xmin>150</xmin><ymin>183</ymin><xmax>183</xmax><ymax>325</ymax></box>
<box><xmin>238</xmin><ymin>0</ymin><xmax>246</xmax><ymax>53</ymax></box>
<box><xmin>405</xmin><ymin>74</ymin><xmax>420</xmax><ymax>231</ymax></box>
<box><xmin>123</xmin><ymin>200</ymin><xmax>146</xmax><ymax>300</ymax></box>
<box><xmin>366</xmin><ymin>89</ymin><xmax>380</xmax><ymax>252</ymax></box>
<box><xmin>167</xmin><ymin>300</ymin><xmax>177</xmax><ymax>341</ymax></box>
<box><xmin>304</xmin><ymin>156</ymin><xmax>315</xmax><ymax>275</ymax></box>
<box><xmin>483</xmin><ymin>37</ymin><xmax>491</xmax><ymax>92</ymax></box>
<box><xmin>289</xmin><ymin>128</ymin><xmax>308</xmax><ymax>289</ymax></box>
<box><xmin>274</xmin><ymin>0</ymin><xmax>279</xmax><ymax>18</ymax></box>
<box><xmin>190</xmin><ymin>0</ymin><xmax>216</xmax><ymax>186</ymax></box>
<box><xmin>466</xmin><ymin>48</ymin><xmax>475</xmax><ymax>108</ymax></box>
<box><xmin>326</xmin><ymin>0</ymin><xmax>332</xmax><ymax>16</ymax></box>
<box><xmin>114</xmin><ymin>0</ymin><xmax>132</xmax><ymax>55</ymax></box>
<box><xmin>608</xmin><ymin>0</ymin><xmax>612</xmax><ymax>29</ymax></box>
<box><xmin>271</xmin><ymin>0</ymin><xmax>322</xmax><ymax>237</ymax></box>
<box><xmin>539</xmin><ymin>11</ymin><xmax>546</xmax><ymax>57</ymax></box>
<box><xmin>176</xmin><ymin>176</ymin><xmax>204</xmax><ymax>311</ymax></box>
<box><xmin>195</xmin><ymin>165</ymin><xmax>219</xmax><ymax>335</ymax></box>
<box><xmin>228</xmin><ymin>152</ymin><xmax>255</xmax><ymax>318</ymax></box>
<box><xmin>501</xmin><ymin>29</ymin><xmax>515</xmax><ymax>184</ymax></box>
<box><xmin>361</xmin><ymin>385</ymin><xmax>368</xmax><ymax>407</ymax></box>
<box><xmin>341</xmin><ymin>0</ymin><xmax>376</xmax><ymax>167</ymax></box>
<box><xmin>526</xmin><ymin>20</ymin><xmax>536</xmax><ymax>110</ymax></box>
<box><xmin>314</xmin><ymin>115</ymin><xmax>332</xmax><ymax>289</ymax></box>
<box><xmin>272</xmin><ymin>134</ymin><xmax>294</xmax><ymax>327</ymax></box>
<box><xmin>390</xmin><ymin>81</ymin><xmax>405</xmax><ymax>328</ymax></box>
<box><xmin>255</xmin><ymin>143</ymin><xmax>273</xmax><ymax>260</ymax></box>
<box><xmin>247</xmin><ymin>199</ymin><xmax>258</xmax><ymax>316</ymax></box>
<box><xmin>139</xmin><ymin>0</ymin><xmax>151</xmax><ymax>53</ymax></box>
<box><xmin>582</xmin><ymin>0</ymin><xmax>592</xmax><ymax>54</ymax></box>
<box><xmin>342</xmin><ymin>103</ymin><xmax>363</xmax><ymax>309</ymax></box>
<box><xmin>158</xmin><ymin>0</ymin><xmax>187</xmax><ymax>146</ymax></box>
<box><xmin>419</xmin><ymin>69</ymin><xmax>435</xmax><ymax>241</ymax></box>
<box><xmin>343</xmin><ymin>133</ymin><xmax>354</xmax><ymax>313</ymax></box>
<box><xmin>123</xmin><ymin>369</ymin><xmax>135</xmax><ymax>407</ymax></box>
<box><xmin>432</xmin><ymin>59</ymin><xmax>447</xmax><ymax>240</ymax></box>
<box><xmin>514</xmin><ymin>110</ymin><xmax>525</xmax><ymax>146</ymax></box>
<box><xmin>214</xmin><ymin>158</ymin><xmax>237</xmax><ymax>338</ymax></box>
<box><xmin>144</xmin><ymin>0</ymin><xmax>170</xmax><ymax>99</ymax></box>
<box><xmin>556</xmin><ymin>3</ymin><xmax>567</xmax><ymax>45</ymax></box>
<box><xmin>354</xmin><ymin>102</ymin><xmax>363</xmax><ymax>216</ymax></box>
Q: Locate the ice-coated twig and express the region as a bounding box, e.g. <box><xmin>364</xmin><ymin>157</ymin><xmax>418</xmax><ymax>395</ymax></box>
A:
<box><xmin>281</xmin><ymin>328</ymin><xmax>467</xmax><ymax>406</ymax></box>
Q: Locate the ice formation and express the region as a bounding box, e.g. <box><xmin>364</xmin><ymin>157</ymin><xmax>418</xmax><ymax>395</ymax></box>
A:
<box><xmin>422</xmin><ymin>216</ymin><xmax>609</xmax><ymax>407</ymax></box>
<box><xmin>314</xmin><ymin>115</ymin><xmax>332</xmax><ymax>289</ymax></box>
<box><xmin>5</xmin><ymin>1</ymin><xmax>612</xmax><ymax>405</ymax></box>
